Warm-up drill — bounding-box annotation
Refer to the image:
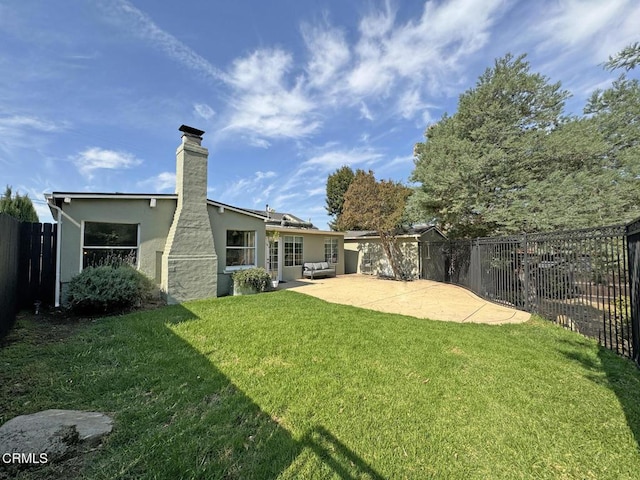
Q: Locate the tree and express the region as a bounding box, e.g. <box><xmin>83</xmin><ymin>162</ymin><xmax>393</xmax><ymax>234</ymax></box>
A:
<box><xmin>410</xmin><ymin>52</ymin><xmax>640</xmax><ymax>237</ymax></box>
<box><xmin>0</xmin><ymin>186</ymin><xmax>39</xmax><ymax>222</ymax></box>
<box><xmin>410</xmin><ymin>54</ymin><xmax>570</xmax><ymax>237</ymax></box>
<box><xmin>605</xmin><ymin>42</ymin><xmax>640</xmax><ymax>72</ymax></box>
<box><xmin>325</xmin><ymin>166</ymin><xmax>357</xmax><ymax>230</ymax></box>
<box><xmin>339</xmin><ymin>170</ymin><xmax>412</xmax><ymax>279</ymax></box>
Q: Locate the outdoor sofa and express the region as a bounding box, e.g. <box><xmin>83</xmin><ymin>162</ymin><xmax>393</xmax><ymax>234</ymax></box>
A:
<box><xmin>303</xmin><ymin>262</ymin><xmax>336</xmax><ymax>280</ymax></box>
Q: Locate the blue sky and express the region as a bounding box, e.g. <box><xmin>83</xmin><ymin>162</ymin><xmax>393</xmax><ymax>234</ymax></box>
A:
<box><xmin>2</xmin><ymin>0</ymin><xmax>639</xmax><ymax>227</ymax></box>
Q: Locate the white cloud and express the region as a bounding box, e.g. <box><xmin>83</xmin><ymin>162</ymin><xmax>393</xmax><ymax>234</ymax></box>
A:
<box><xmin>219</xmin><ymin>170</ymin><xmax>278</xmax><ymax>206</ymax></box>
<box><xmin>538</xmin><ymin>0</ymin><xmax>626</xmax><ymax>48</ymax></box>
<box><xmin>221</xmin><ymin>48</ymin><xmax>320</xmax><ymax>140</ymax></box>
<box><xmin>248</xmin><ymin>137</ymin><xmax>271</xmax><ymax>149</ymax></box>
<box><xmin>302</xmin><ymin>21</ymin><xmax>351</xmax><ymax>89</ymax></box>
<box><xmin>0</xmin><ymin>115</ymin><xmax>67</xmax><ymax>132</ymax></box>
<box><xmin>255</xmin><ymin>171</ymin><xmax>277</xmax><ymax>180</ymax></box>
<box><xmin>307</xmin><ymin>186</ymin><xmax>326</xmax><ymax>196</ymax></box>
<box><xmin>73</xmin><ymin>147</ymin><xmax>143</xmax><ymax>179</ymax></box>
<box><xmin>0</xmin><ymin>115</ymin><xmax>69</xmax><ymax>164</ymax></box>
<box><xmin>359</xmin><ymin>102</ymin><xmax>374</xmax><ymax>121</ymax></box>
<box><xmin>533</xmin><ymin>0</ymin><xmax>640</xmax><ymax>63</ymax></box>
<box><xmin>101</xmin><ymin>0</ymin><xmax>222</xmax><ymax>82</ymax></box>
<box><xmin>345</xmin><ymin>0</ymin><xmax>505</xmax><ymax>102</ymax></box>
<box><xmin>396</xmin><ymin>89</ymin><xmax>424</xmax><ymax>119</ymax></box>
<box><xmin>137</xmin><ymin>171</ymin><xmax>175</xmax><ymax>192</ymax></box>
<box><xmin>376</xmin><ymin>155</ymin><xmax>414</xmax><ymax>176</ymax></box>
<box><xmin>301</xmin><ymin>148</ymin><xmax>383</xmax><ymax>171</ymax></box>
<box><xmin>193</xmin><ymin>103</ymin><xmax>215</xmax><ymax>120</ymax></box>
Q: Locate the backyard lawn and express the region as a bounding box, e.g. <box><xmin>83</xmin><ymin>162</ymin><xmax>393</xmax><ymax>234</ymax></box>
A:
<box><xmin>2</xmin><ymin>290</ymin><xmax>640</xmax><ymax>479</ymax></box>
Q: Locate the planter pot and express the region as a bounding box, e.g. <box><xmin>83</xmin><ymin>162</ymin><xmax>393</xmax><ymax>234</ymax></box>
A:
<box><xmin>233</xmin><ymin>281</ymin><xmax>258</xmax><ymax>296</ymax></box>
<box><xmin>271</xmin><ymin>280</ymin><xmax>279</xmax><ymax>289</ymax></box>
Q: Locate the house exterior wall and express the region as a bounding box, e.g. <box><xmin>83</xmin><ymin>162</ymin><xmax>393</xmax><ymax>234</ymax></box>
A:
<box><xmin>274</xmin><ymin>230</ymin><xmax>345</xmax><ymax>282</ymax></box>
<box><xmin>57</xmin><ymin>197</ymin><xmax>176</xmax><ymax>299</ymax></box>
<box><xmin>208</xmin><ymin>206</ymin><xmax>266</xmax><ymax>296</ymax></box>
<box><xmin>56</xmin><ymin>198</ymin><xmax>269</xmax><ymax>301</ymax></box>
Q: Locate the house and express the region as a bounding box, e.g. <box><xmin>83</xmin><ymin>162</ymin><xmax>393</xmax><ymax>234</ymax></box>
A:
<box><xmin>246</xmin><ymin>209</ymin><xmax>345</xmax><ymax>283</ymax></box>
<box><xmin>344</xmin><ymin>225</ymin><xmax>446</xmax><ymax>279</ymax></box>
<box><xmin>45</xmin><ymin>125</ymin><xmax>343</xmax><ymax>306</ymax></box>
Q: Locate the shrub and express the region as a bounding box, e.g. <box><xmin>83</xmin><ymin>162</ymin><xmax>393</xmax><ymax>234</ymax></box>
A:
<box><xmin>232</xmin><ymin>267</ymin><xmax>272</xmax><ymax>293</ymax></box>
<box><xmin>66</xmin><ymin>265</ymin><xmax>155</xmax><ymax>314</ymax></box>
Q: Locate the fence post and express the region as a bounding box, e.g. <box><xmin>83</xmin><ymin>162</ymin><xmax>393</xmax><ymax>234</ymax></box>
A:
<box><xmin>626</xmin><ymin>219</ymin><xmax>640</xmax><ymax>364</ymax></box>
<box><xmin>523</xmin><ymin>233</ymin><xmax>529</xmax><ymax>312</ymax></box>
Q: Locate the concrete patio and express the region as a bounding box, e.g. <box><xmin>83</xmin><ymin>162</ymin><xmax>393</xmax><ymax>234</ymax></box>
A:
<box><xmin>282</xmin><ymin>274</ymin><xmax>530</xmax><ymax>324</ymax></box>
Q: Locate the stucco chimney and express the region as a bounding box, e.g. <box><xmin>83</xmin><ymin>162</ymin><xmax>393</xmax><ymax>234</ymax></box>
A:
<box><xmin>162</xmin><ymin>125</ymin><xmax>217</xmax><ymax>303</ymax></box>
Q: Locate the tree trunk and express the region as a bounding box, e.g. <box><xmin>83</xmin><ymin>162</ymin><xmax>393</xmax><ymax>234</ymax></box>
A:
<box><xmin>379</xmin><ymin>231</ymin><xmax>405</xmax><ymax>280</ymax></box>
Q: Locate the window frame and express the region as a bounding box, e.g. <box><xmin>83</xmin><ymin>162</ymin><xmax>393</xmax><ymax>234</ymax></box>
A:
<box><xmin>324</xmin><ymin>237</ymin><xmax>339</xmax><ymax>264</ymax></box>
<box><xmin>80</xmin><ymin>221</ymin><xmax>140</xmax><ymax>271</ymax></box>
<box><xmin>225</xmin><ymin>230</ymin><xmax>257</xmax><ymax>271</ymax></box>
<box><xmin>284</xmin><ymin>235</ymin><xmax>303</xmax><ymax>267</ymax></box>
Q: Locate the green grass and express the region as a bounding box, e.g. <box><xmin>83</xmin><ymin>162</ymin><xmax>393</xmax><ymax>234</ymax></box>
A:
<box><xmin>2</xmin><ymin>290</ymin><xmax>640</xmax><ymax>479</ymax></box>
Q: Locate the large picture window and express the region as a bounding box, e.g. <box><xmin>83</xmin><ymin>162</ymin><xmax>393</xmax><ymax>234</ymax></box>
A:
<box><xmin>226</xmin><ymin>230</ymin><xmax>256</xmax><ymax>269</ymax></box>
<box><xmin>324</xmin><ymin>237</ymin><xmax>339</xmax><ymax>264</ymax></box>
<box><xmin>284</xmin><ymin>235</ymin><xmax>303</xmax><ymax>266</ymax></box>
<box><xmin>82</xmin><ymin>222</ymin><xmax>138</xmax><ymax>269</ymax></box>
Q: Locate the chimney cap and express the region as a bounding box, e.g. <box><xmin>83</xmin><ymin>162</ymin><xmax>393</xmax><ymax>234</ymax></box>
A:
<box><xmin>179</xmin><ymin>125</ymin><xmax>205</xmax><ymax>137</ymax></box>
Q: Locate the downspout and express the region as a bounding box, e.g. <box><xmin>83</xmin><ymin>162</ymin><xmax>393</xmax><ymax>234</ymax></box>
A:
<box><xmin>47</xmin><ymin>199</ymin><xmax>80</xmax><ymax>307</ymax></box>
<box><xmin>49</xmin><ymin>203</ymin><xmax>62</xmax><ymax>307</ymax></box>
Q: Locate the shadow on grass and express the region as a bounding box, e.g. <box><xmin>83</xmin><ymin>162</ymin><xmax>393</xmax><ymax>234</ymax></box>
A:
<box><xmin>14</xmin><ymin>303</ymin><xmax>386</xmax><ymax>479</ymax></box>
<box><xmin>558</xmin><ymin>341</ymin><xmax>640</xmax><ymax>450</ymax></box>
<box><xmin>595</xmin><ymin>348</ymin><xmax>640</xmax><ymax>449</ymax></box>
<box><xmin>302</xmin><ymin>426</ymin><xmax>385</xmax><ymax>480</ymax></box>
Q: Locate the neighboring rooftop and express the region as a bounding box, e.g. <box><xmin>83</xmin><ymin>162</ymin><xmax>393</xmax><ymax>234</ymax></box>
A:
<box><xmin>246</xmin><ymin>208</ymin><xmax>317</xmax><ymax>230</ymax></box>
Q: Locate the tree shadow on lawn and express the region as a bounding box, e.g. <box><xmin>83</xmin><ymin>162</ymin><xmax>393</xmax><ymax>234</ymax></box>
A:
<box><xmin>557</xmin><ymin>338</ymin><xmax>640</xmax><ymax>450</ymax></box>
<box><xmin>78</xmin><ymin>304</ymin><xmax>386</xmax><ymax>479</ymax></box>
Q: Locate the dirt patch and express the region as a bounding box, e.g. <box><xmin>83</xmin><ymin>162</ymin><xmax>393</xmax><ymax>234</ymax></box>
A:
<box><xmin>1</xmin><ymin>298</ymin><xmax>167</xmax><ymax>349</ymax></box>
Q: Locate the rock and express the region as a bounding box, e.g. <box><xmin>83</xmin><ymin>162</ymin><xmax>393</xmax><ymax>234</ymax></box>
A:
<box><xmin>0</xmin><ymin>409</ymin><xmax>113</xmax><ymax>464</ymax></box>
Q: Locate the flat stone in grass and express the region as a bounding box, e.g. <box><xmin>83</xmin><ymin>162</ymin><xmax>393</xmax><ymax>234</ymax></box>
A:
<box><xmin>0</xmin><ymin>409</ymin><xmax>113</xmax><ymax>464</ymax></box>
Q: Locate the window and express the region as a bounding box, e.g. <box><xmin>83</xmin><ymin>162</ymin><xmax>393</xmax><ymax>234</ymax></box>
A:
<box><xmin>82</xmin><ymin>222</ymin><xmax>138</xmax><ymax>269</ymax></box>
<box><xmin>324</xmin><ymin>237</ymin><xmax>339</xmax><ymax>264</ymax></box>
<box><xmin>284</xmin><ymin>235</ymin><xmax>303</xmax><ymax>266</ymax></box>
<box><xmin>226</xmin><ymin>230</ymin><xmax>256</xmax><ymax>269</ymax></box>
<box><xmin>423</xmin><ymin>242</ymin><xmax>431</xmax><ymax>260</ymax></box>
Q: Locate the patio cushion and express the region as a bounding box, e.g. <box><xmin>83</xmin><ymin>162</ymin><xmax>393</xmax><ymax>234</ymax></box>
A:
<box><xmin>321</xmin><ymin>262</ymin><xmax>330</xmax><ymax>270</ymax></box>
<box><xmin>313</xmin><ymin>262</ymin><xmax>324</xmax><ymax>270</ymax></box>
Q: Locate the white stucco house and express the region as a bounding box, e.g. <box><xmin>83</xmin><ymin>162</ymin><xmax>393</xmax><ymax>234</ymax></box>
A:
<box><xmin>45</xmin><ymin>125</ymin><xmax>344</xmax><ymax>306</ymax></box>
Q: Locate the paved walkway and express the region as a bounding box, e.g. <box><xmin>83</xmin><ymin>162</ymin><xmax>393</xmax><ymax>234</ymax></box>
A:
<box><xmin>282</xmin><ymin>274</ymin><xmax>530</xmax><ymax>324</ymax></box>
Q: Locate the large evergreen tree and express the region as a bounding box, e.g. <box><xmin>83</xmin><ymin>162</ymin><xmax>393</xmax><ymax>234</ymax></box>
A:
<box><xmin>0</xmin><ymin>186</ymin><xmax>39</xmax><ymax>223</ymax></box>
<box><xmin>410</xmin><ymin>52</ymin><xmax>640</xmax><ymax>237</ymax></box>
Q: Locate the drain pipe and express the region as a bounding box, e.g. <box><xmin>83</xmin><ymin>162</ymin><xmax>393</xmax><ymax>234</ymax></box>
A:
<box><xmin>46</xmin><ymin>198</ymin><xmax>80</xmax><ymax>307</ymax></box>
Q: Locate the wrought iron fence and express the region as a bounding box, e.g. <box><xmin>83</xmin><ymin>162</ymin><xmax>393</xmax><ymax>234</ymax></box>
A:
<box><xmin>427</xmin><ymin>223</ymin><xmax>639</xmax><ymax>363</ymax></box>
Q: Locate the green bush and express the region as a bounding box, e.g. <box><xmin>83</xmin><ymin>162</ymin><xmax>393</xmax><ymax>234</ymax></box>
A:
<box><xmin>232</xmin><ymin>267</ymin><xmax>272</xmax><ymax>293</ymax></box>
<box><xmin>66</xmin><ymin>265</ymin><xmax>155</xmax><ymax>314</ymax></box>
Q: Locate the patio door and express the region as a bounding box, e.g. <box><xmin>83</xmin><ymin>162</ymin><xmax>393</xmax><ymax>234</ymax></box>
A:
<box><xmin>266</xmin><ymin>236</ymin><xmax>282</xmax><ymax>282</ymax></box>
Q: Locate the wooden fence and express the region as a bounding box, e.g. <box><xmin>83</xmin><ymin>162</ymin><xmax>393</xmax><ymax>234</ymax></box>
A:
<box><xmin>0</xmin><ymin>214</ymin><xmax>21</xmax><ymax>338</ymax></box>
<box><xmin>18</xmin><ymin>221</ymin><xmax>57</xmax><ymax>308</ymax></box>
<box><xmin>0</xmin><ymin>214</ymin><xmax>57</xmax><ymax>339</ymax></box>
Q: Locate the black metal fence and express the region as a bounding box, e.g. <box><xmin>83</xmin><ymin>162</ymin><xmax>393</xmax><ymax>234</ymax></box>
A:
<box><xmin>426</xmin><ymin>222</ymin><xmax>640</xmax><ymax>364</ymax></box>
